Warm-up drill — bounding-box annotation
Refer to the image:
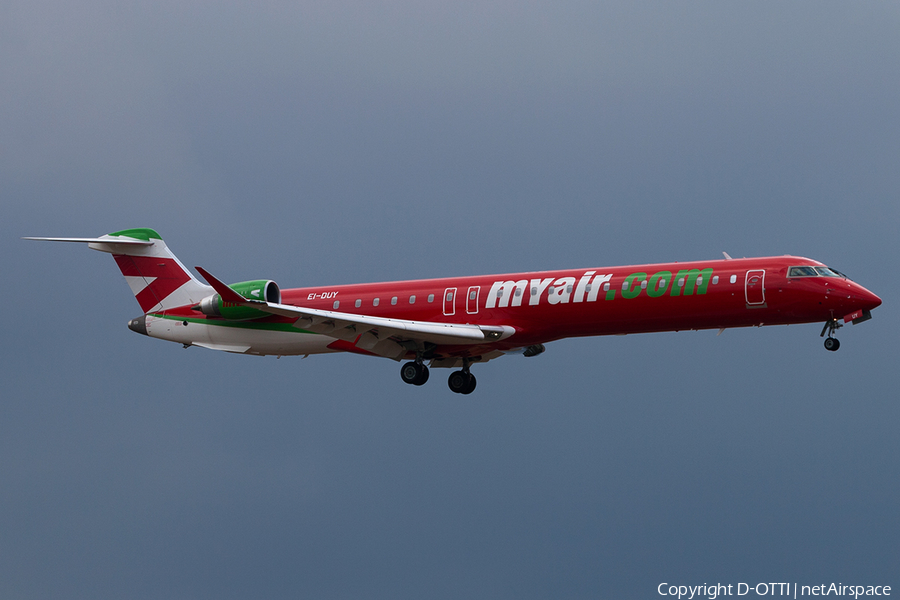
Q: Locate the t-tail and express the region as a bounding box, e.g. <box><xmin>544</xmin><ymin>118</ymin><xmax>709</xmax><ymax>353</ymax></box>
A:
<box><xmin>24</xmin><ymin>228</ymin><xmax>212</xmax><ymax>313</ymax></box>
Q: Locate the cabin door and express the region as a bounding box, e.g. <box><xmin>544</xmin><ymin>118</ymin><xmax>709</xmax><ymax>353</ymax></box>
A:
<box><xmin>466</xmin><ymin>286</ymin><xmax>480</xmax><ymax>314</ymax></box>
<box><xmin>443</xmin><ymin>287</ymin><xmax>457</xmax><ymax>316</ymax></box>
<box><xmin>745</xmin><ymin>270</ymin><xmax>766</xmax><ymax>305</ymax></box>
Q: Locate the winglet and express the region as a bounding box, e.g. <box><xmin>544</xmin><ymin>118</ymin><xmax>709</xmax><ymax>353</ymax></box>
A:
<box><xmin>195</xmin><ymin>266</ymin><xmax>250</xmax><ymax>304</ymax></box>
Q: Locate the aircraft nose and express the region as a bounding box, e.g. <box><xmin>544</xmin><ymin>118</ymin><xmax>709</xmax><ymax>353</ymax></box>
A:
<box><xmin>854</xmin><ymin>285</ymin><xmax>882</xmax><ymax>311</ymax></box>
<box><xmin>865</xmin><ymin>289</ymin><xmax>882</xmax><ymax>310</ymax></box>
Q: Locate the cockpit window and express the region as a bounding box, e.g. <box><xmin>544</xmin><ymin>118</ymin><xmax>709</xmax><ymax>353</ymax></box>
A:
<box><xmin>788</xmin><ymin>266</ymin><xmax>848</xmax><ymax>278</ymax></box>
<box><xmin>788</xmin><ymin>266</ymin><xmax>818</xmax><ymax>277</ymax></box>
<box><xmin>814</xmin><ymin>266</ymin><xmax>845</xmax><ymax>278</ymax></box>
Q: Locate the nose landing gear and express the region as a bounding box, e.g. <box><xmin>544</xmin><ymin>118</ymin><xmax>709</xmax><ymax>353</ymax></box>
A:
<box><xmin>820</xmin><ymin>318</ymin><xmax>842</xmax><ymax>352</ymax></box>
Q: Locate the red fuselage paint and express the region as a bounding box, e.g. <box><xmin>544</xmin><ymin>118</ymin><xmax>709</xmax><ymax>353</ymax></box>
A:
<box><xmin>163</xmin><ymin>255</ymin><xmax>882</xmax><ymax>360</ymax></box>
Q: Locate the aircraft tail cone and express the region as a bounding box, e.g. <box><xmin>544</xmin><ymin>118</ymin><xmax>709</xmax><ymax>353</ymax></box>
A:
<box><xmin>128</xmin><ymin>315</ymin><xmax>148</xmax><ymax>336</ymax></box>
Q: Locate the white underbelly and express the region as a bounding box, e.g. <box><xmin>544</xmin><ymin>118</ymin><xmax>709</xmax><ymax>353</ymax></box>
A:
<box><xmin>146</xmin><ymin>316</ymin><xmax>337</xmax><ymax>356</ymax></box>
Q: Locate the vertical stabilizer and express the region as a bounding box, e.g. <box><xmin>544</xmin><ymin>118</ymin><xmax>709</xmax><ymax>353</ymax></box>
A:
<box><xmin>25</xmin><ymin>228</ymin><xmax>213</xmax><ymax>313</ymax></box>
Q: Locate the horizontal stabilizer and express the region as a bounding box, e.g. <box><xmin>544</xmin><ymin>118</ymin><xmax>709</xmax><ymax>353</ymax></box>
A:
<box><xmin>23</xmin><ymin>236</ymin><xmax>152</xmax><ymax>245</ymax></box>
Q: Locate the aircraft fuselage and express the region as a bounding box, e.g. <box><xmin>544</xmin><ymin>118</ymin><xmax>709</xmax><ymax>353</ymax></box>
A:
<box><xmin>149</xmin><ymin>255</ymin><xmax>881</xmax><ymax>361</ymax></box>
<box><xmin>26</xmin><ymin>229</ymin><xmax>883</xmax><ymax>393</ymax></box>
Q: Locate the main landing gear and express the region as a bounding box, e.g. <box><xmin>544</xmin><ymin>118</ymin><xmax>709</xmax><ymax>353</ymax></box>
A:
<box><xmin>446</xmin><ymin>358</ymin><xmax>476</xmax><ymax>394</ymax></box>
<box><xmin>820</xmin><ymin>318</ymin><xmax>842</xmax><ymax>352</ymax></box>
<box><xmin>400</xmin><ymin>360</ymin><xmax>429</xmax><ymax>386</ymax></box>
<box><xmin>400</xmin><ymin>358</ymin><xmax>476</xmax><ymax>394</ymax></box>
<box><xmin>447</xmin><ymin>369</ymin><xmax>476</xmax><ymax>395</ymax></box>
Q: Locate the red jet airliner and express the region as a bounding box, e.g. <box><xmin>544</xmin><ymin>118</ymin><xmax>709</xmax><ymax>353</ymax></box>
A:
<box><xmin>26</xmin><ymin>228</ymin><xmax>882</xmax><ymax>394</ymax></box>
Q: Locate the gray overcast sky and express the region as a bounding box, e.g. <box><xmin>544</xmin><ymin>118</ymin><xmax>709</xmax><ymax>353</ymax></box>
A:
<box><xmin>2</xmin><ymin>1</ymin><xmax>899</xmax><ymax>598</ymax></box>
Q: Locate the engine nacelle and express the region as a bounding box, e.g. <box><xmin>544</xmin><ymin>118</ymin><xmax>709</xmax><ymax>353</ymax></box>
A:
<box><xmin>197</xmin><ymin>279</ymin><xmax>281</xmax><ymax>320</ymax></box>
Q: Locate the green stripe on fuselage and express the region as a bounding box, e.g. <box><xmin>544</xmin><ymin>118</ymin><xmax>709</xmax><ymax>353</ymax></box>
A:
<box><xmin>152</xmin><ymin>314</ymin><xmax>315</xmax><ymax>335</ymax></box>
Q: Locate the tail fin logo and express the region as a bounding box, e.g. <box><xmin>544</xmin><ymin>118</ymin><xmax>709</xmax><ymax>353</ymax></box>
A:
<box><xmin>113</xmin><ymin>255</ymin><xmax>193</xmax><ymax>313</ymax></box>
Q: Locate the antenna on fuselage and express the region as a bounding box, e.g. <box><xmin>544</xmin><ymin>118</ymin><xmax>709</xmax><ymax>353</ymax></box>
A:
<box><xmin>722</xmin><ymin>252</ymin><xmax>733</xmax><ymax>260</ymax></box>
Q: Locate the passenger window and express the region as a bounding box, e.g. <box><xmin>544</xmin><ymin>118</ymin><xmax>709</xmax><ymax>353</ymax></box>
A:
<box><xmin>678</xmin><ymin>278</ymin><xmax>685</xmax><ymax>287</ymax></box>
<box><xmin>391</xmin><ymin>296</ymin><xmax>398</xmax><ymax>305</ymax></box>
<box><xmin>640</xmin><ymin>280</ymin><xmax>647</xmax><ymax>289</ymax></box>
<box><xmin>373</xmin><ymin>298</ymin><xmax>380</xmax><ymax>307</ymax></box>
<box><xmin>446</xmin><ymin>292</ymin><xmax>453</xmax><ymax>302</ymax></box>
<box><xmin>603</xmin><ymin>282</ymin><xmax>610</xmax><ymax>292</ymax></box>
<box><xmin>333</xmin><ymin>300</ymin><xmax>340</xmax><ymax>309</ymax></box>
<box><xmin>469</xmin><ymin>290</ymin><xmax>476</xmax><ymax>300</ymax></box>
<box><xmin>355</xmin><ymin>299</ymin><xmax>361</xmax><ymax>308</ymax></box>
<box><xmin>428</xmin><ymin>294</ymin><xmax>434</xmax><ymax>303</ymax></box>
<box><xmin>712</xmin><ymin>276</ymin><xmax>719</xmax><ymax>285</ymax></box>
<box><xmin>409</xmin><ymin>295</ymin><xmax>416</xmax><ymax>304</ymax></box>
<box><xmin>729</xmin><ymin>275</ymin><xmax>737</xmax><ymax>284</ymax></box>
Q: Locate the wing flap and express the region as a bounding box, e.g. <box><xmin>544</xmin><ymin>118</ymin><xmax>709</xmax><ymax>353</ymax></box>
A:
<box><xmin>264</xmin><ymin>300</ymin><xmax>513</xmax><ymax>346</ymax></box>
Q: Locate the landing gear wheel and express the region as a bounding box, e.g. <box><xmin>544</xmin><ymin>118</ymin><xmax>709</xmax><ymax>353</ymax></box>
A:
<box><xmin>448</xmin><ymin>370</ymin><xmax>475</xmax><ymax>394</ymax></box>
<box><xmin>400</xmin><ymin>362</ymin><xmax>419</xmax><ymax>384</ymax></box>
<box><xmin>400</xmin><ymin>361</ymin><xmax>429</xmax><ymax>385</ymax></box>
<box><xmin>447</xmin><ymin>370</ymin><xmax>467</xmax><ymax>393</ymax></box>
<box><xmin>820</xmin><ymin>318</ymin><xmax>843</xmax><ymax>351</ymax></box>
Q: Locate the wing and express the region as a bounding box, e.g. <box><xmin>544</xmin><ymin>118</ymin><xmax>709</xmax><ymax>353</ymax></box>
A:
<box><xmin>194</xmin><ymin>267</ymin><xmax>515</xmax><ymax>360</ymax></box>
